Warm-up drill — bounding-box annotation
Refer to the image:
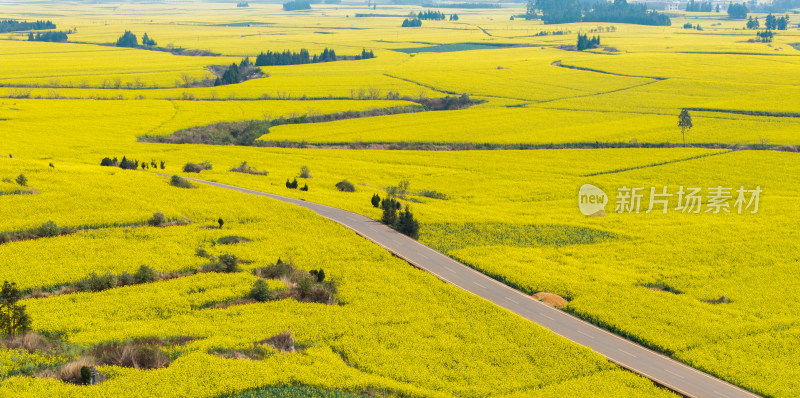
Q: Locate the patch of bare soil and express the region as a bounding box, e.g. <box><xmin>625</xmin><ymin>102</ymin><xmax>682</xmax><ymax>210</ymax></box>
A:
<box><xmin>532</xmin><ymin>292</ymin><xmax>569</xmax><ymax>309</ymax></box>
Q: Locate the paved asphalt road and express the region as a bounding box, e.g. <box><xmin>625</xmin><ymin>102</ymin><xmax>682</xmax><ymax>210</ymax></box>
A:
<box><xmin>171</xmin><ymin>175</ymin><xmax>761</xmax><ymax>398</ymax></box>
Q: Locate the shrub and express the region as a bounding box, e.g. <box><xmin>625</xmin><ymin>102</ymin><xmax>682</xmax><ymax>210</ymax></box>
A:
<box><xmin>253</xmin><ymin>258</ymin><xmax>296</xmax><ymax>280</ymax></box>
<box><xmin>91</xmin><ymin>340</ymin><xmax>170</xmax><ymax>370</ymax></box>
<box><xmin>36</xmin><ymin>221</ymin><xmax>60</xmax><ymax>237</ymax></box>
<box><xmin>309</xmin><ymin>269</ymin><xmax>325</xmax><ymax>282</ymax></box>
<box><xmin>200</xmin><ymin>161</ymin><xmax>213</xmax><ymax>170</ymax></box>
<box><xmin>395</xmin><ymin>207</ymin><xmax>420</xmax><ymax>239</ymax></box>
<box><xmin>300</xmin><ymin>184</ymin><xmax>309</xmax><ymax>191</ymax></box>
<box><xmin>117</xmin><ymin>271</ymin><xmax>134</xmax><ymax>286</ymax></box>
<box><xmin>371</xmin><ymin>193</ymin><xmax>381</xmax><ymax>208</ymax></box>
<box><xmin>335</xmin><ymin>180</ymin><xmax>355</xmax><ymax>192</ymax></box>
<box><xmin>15</xmin><ymin>174</ymin><xmax>27</xmax><ymax>187</ymax></box>
<box><xmin>217</xmin><ymin>236</ymin><xmax>250</xmax><ymax>245</ymax></box>
<box><xmin>299</xmin><ymin>165</ymin><xmax>311</xmax><ymax>178</ymax></box>
<box><xmin>134</xmin><ymin>265</ymin><xmax>158</xmax><ymax>284</ymax></box>
<box><xmin>201</xmin><ymin>254</ymin><xmax>241</xmax><ymax>273</ymax></box>
<box><xmin>260</xmin><ymin>331</ymin><xmax>295</xmax><ymax>352</ymax></box>
<box><xmin>100</xmin><ymin>157</ymin><xmax>115</xmax><ymax>166</ymax></box>
<box><xmin>170</xmin><ymin>175</ymin><xmax>195</xmax><ymax>188</ymax></box>
<box><xmin>418</xmin><ymin>190</ymin><xmax>449</xmax><ymax>200</ymax></box>
<box><xmin>285</xmin><ymin>178</ymin><xmax>299</xmax><ymax>189</ymax></box>
<box><xmin>79</xmin><ymin>273</ymin><xmax>117</xmax><ymax>292</ymax></box>
<box><xmin>183</xmin><ymin>163</ymin><xmax>203</xmax><ymax>173</ymax></box>
<box><xmin>148</xmin><ymin>211</ymin><xmax>166</xmax><ymax>226</ymax></box>
<box><xmin>218</xmin><ymin>218</ymin><xmax>224</xmax><ymax>229</ymax></box>
<box><xmin>249</xmin><ymin>279</ymin><xmax>276</xmax><ymax>302</ymax></box>
<box><xmin>229</xmin><ymin>161</ymin><xmax>268</xmax><ymax>176</ymax></box>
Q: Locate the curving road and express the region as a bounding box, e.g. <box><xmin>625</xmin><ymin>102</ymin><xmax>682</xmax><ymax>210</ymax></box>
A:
<box><xmin>169</xmin><ymin>175</ymin><xmax>761</xmax><ymax>398</ymax></box>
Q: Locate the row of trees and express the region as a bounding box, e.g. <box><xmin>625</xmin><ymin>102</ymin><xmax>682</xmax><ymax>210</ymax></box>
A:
<box><xmin>27</xmin><ymin>31</ymin><xmax>68</xmax><ymax>42</ymax></box>
<box><xmin>0</xmin><ymin>19</ymin><xmax>55</xmax><ymax>33</ymax></box>
<box><xmin>727</xmin><ymin>3</ymin><xmax>748</xmax><ymax>19</ymax></box>
<box><xmin>254</xmin><ymin>48</ymin><xmax>375</xmax><ymax>67</ymax></box>
<box><xmin>283</xmin><ymin>0</ymin><xmax>311</xmax><ymax>10</ymax></box>
<box><xmin>116</xmin><ymin>31</ymin><xmax>157</xmax><ymax>48</ymax></box>
<box><xmin>214</xmin><ymin>58</ymin><xmax>262</xmax><ymax>86</ymax></box>
<box><xmin>416</xmin><ymin>10</ymin><xmax>446</xmax><ymax>20</ymax></box>
<box><xmin>685</xmin><ymin>0</ymin><xmax>713</xmax><ymax>12</ymax></box>
<box><xmin>101</xmin><ymin>156</ymin><xmax>166</xmax><ymax>170</ymax></box>
<box><xmin>529</xmin><ymin>0</ymin><xmax>670</xmax><ymax>26</ymax></box>
<box><xmin>746</xmin><ymin>14</ymin><xmax>790</xmax><ymax>30</ymax></box>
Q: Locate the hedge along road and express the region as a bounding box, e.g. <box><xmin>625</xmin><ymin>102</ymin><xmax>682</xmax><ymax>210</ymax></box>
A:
<box><xmin>159</xmin><ymin>174</ymin><xmax>762</xmax><ymax>398</ymax></box>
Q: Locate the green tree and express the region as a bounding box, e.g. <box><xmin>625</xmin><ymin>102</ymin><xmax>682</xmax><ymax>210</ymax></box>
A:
<box><xmin>678</xmin><ymin>109</ymin><xmax>693</xmax><ymax>144</ymax></box>
<box><xmin>1</xmin><ymin>281</ymin><xmax>31</xmax><ymax>337</ymax></box>
<box><xmin>116</xmin><ymin>31</ymin><xmax>138</xmax><ymax>47</ymax></box>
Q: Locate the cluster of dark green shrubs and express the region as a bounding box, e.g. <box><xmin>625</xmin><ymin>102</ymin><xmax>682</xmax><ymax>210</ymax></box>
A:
<box><xmin>230</xmin><ymin>162</ymin><xmax>268</xmax><ymax>176</ymax></box>
<box><xmin>27</xmin><ymin>31</ymin><xmax>68</xmax><ymax>42</ymax></box>
<box><xmin>116</xmin><ymin>31</ymin><xmax>157</xmax><ymax>47</ymax></box>
<box><xmin>101</xmin><ymin>157</ymin><xmax>165</xmax><ymax>170</ymax></box>
<box><xmin>170</xmin><ymin>175</ymin><xmax>195</xmax><ymax>188</ymax></box>
<box><xmin>371</xmin><ymin>195</ymin><xmax>420</xmax><ymax>239</ymax></box>
<box><xmin>200</xmin><ymin>254</ymin><xmax>244</xmax><ymax>273</ymax></box>
<box><xmin>250</xmin><ymin>259</ymin><xmax>338</xmax><ymax>304</ymax></box>
<box><xmin>335</xmin><ymin>180</ymin><xmax>355</xmax><ymax>192</ymax></box>
<box><xmin>74</xmin><ymin>265</ymin><xmax>159</xmax><ymax>293</ymax></box>
<box><xmin>0</xmin><ymin>221</ymin><xmax>69</xmax><ymax>244</ymax></box>
<box><xmin>285</xmin><ymin>178</ymin><xmax>308</xmax><ymax>191</ymax></box>
<box><xmin>183</xmin><ymin>160</ymin><xmax>213</xmax><ymax>173</ymax></box>
<box><xmin>212</xmin><ymin>58</ymin><xmax>263</xmax><ymax>86</ymax></box>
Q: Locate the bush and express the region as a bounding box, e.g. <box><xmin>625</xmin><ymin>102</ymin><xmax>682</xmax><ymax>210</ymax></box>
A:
<box><xmin>78</xmin><ymin>273</ymin><xmax>117</xmax><ymax>292</ymax></box>
<box><xmin>183</xmin><ymin>163</ymin><xmax>203</xmax><ymax>173</ymax></box>
<box><xmin>36</xmin><ymin>221</ymin><xmax>61</xmax><ymax>237</ymax></box>
<box><xmin>15</xmin><ymin>174</ymin><xmax>27</xmax><ymax>187</ymax></box>
<box><xmin>300</xmin><ymin>184</ymin><xmax>309</xmax><ymax>191</ymax></box>
<box><xmin>371</xmin><ymin>193</ymin><xmax>381</xmax><ymax>208</ymax></box>
<box><xmin>117</xmin><ymin>271</ymin><xmax>134</xmax><ymax>286</ymax></box>
<box><xmin>309</xmin><ymin>269</ymin><xmax>325</xmax><ymax>282</ymax></box>
<box><xmin>299</xmin><ymin>166</ymin><xmax>311</xmax><ymax>178</ymax></box>
<box><xmin>285</xmin><ymin>178</ymin><xmax>299</xmax><ymax>189</ymax></box>
<box><xmin>335</xmin><ymin>180</ymin><xmax>355</xmax><ymax>192</ymax></box>
<box><xmin>249</xmin><ymin>279</ymin><xmax>276</xmax><ymax>302</ymax></box>
<box><xmin>217</xmin><ymin>236</ymin><xmax>250</xmax><ymax>245</ymax></box>
<box><xmin>134</xmin><ymin>265</ymin><xmax>158</xmax><ymax>284</ymax></box>
<box><xmin>170</xmin><ymin>175</ymin><xmax>195</xmax><ymax>188</ymax></box>
<box><xmin>229</xmin><ymin>161</ymin><xmax>268</xmax><ymax>176</ymax></box>
<box><xmin>201</xmin><ymin>254</ymin><xmax>241</xmax><ymax>273</ymax></box>
<box><xmin>200</xmin><ymin>161</ymin><xmax>213</xmax><ymax>170</ymax></box>
<box><xmin>148</xmin><ymin>211</ymin><xmax>166</xmax><ymax>226</ymax></box>
<box><xmin>418</xmin><ymin>190</ymin><xmax>448</xmax><ymax>200</ymax></box>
